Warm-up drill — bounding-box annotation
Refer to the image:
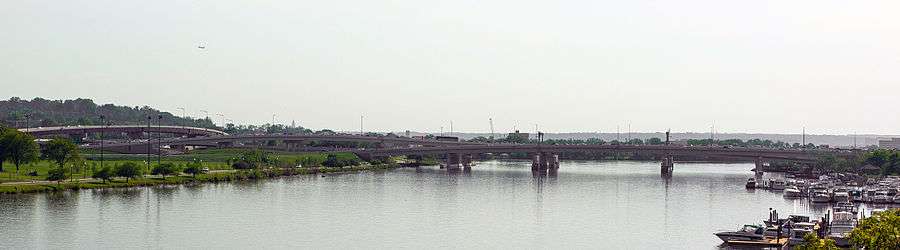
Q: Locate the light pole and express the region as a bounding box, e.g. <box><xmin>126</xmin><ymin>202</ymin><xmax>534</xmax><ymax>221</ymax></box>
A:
<box><xmin>216</xmin><ymin>113</ymin><xmax>224</xmax><ymax>128</ymax></box>
<box><xmin>99</xmin><ymin>115</ymin><xmax>105</xmax><ymax>172</ymax></box>
<box><xmin>360</xmin><ymin>115</ymin><xmax>364</xmax><ymax>135</ymax></box>
<box><xmin>24</xmin><ymin>114</ymin><xmax>30</xmax><ymax>132</ymax></box>
<box><xmin>146</xmin><ymin>115</ymin><xmax>152</xmax><ymax>171</ymax></box>
<box><xmin>157</xmin><ymin>114</ymin><xmax>163</xmax><ymax>166</ymax></box>
<box><xmin>177</xmin><ymin>107</ymin><xmax>185</xmax><ymax>131</ymax></box>
<box><xmin>199</xmin><ymin>110</ymin><xmax>209</xmax><ymax>133</ymax></box>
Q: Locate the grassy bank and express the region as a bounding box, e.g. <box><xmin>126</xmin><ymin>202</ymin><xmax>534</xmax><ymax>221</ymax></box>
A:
<box><xmin>0</xmin><ymin>163</ymin><xmax>400</xmax><ymax>194</ymax></box>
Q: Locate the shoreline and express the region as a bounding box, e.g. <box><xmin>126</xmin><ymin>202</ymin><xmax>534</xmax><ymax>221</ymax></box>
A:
<box><xmin>0</xmin><ymin>163</ymin><xmax>401</xmax><ymax>195</ymax></box>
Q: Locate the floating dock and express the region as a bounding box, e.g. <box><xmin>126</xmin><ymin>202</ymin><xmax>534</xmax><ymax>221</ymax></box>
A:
<box><xmin>726</xmin><ymin>237</ymin><xmax>787</xmax><ymax>247</ymax></box>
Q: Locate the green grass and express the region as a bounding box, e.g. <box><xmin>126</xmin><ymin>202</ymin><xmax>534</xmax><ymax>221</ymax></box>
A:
<box><xmin>0</xmin><ymin>149</ymin><xmax>363</xmax><ymax>184</ymax></box>
<box><xmin>0</xmin><ymin>162</ymin><xmax>400</xmax><ymax>194</ymax></box>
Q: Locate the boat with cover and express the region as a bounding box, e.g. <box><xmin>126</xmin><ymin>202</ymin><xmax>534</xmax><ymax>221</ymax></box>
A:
<box><xmin>715</xmin><ymin>225</ymin><xmax>765</xmax><ymax>242</ymax></box>
<box><xmin>783</xmin><ymin>186</ymin><xmax>802</xmax><ymax>198</ymax></box>
<box><xmin>746</xmin><ymin>178</ymin><xmax>757</xmax><ymax>189</ymax></box>
<box><xmin>810</xmin><ymin>190</ymin><xmax>831</xmax><ymax>203</ymax></box>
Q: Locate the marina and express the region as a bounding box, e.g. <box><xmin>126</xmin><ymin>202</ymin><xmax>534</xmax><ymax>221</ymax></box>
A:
<box><xmin>725</xmin><ymin>171</ymin><xmax>900</xmax><ymax>248</ymax></box>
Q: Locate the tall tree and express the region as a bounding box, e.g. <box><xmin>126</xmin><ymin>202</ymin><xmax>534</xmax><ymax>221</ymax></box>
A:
<box><xmin>43</xmin><ymin>137</ymin><xmax>80</xmax><ymax>169</ymax></box>
<box><xmin>0</xmin><ymin>125</ymin><xmax>10</xmax><ymax>172</ymax></box>
<box><xmin>1</xmin><ymin>131</ymin><xmax>39</xmax><ymax>173</ymax></box>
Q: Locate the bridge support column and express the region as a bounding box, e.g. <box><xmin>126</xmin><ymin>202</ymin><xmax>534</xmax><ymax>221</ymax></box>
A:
<box><xmin>445</xmin><ymin>153</ymin><xmax>462</xmax><ymax>170</ymax></box>
<box><xmin>754</xmin><ymin>157</ymin><xmax>766</xmax><ymax>179</ymax></box>
<box><xmin>661</xmin><ymin>155</ymin><xmax>674</xmax><ymax>175</ymax></box>
<box><xmin>462</xmin><ymin>154</ymin><xmax>474</xmax><ymax>167</ymax></box>
<box><xmin>531</xmin><ymin>153</ymin><xmax>541</xmax><ymax>171</ymax></box>
<box><xmin>532</xmin><ymin>153</ymin><xmax>559</xmax><ymax>171</ymax></box>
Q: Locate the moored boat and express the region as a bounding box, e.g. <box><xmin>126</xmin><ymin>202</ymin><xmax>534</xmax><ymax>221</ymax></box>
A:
<box><xmin>810</xmin><ymin>190</ymin><xmax>831</xmax><ymax>203</ymax></box>
<box><xmin>746</xmin><ymin>178</ymin><xmax>757</xmax><ymax>189</ymax></box>
<box><xmin>714</xmin><ymin>225</ymin><xmax>765</xmax><ymax>242</ymax></box>
<box><xmin>783</xmin><ymin>186</ymin><xmax>802</xmax><ymax>198</ymax></box>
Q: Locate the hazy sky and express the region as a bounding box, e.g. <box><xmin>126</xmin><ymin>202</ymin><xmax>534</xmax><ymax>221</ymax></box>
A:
<box><xmin>3</xmin><ymin>0</ymin><xmax>899</xmax><ymax>134</ymax></box>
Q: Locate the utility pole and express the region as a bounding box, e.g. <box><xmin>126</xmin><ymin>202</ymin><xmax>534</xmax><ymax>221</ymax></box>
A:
<box><xmin>157</xmin><ymin>114</ymin><xmax>163</xmax><ymax>166</ymax></box>
<box><xmin>360</xmin><ymin>115</ymin><xmax>364</xmax><ymax>135</ymax></box>
<box><xmin>489</xmin><ymin>118</ymin><xmax>495</xmax><ymax>142</ymax></box>
<box><xmin>440</xmin><ymin>126</ymin><xmax>443</xmax><ymax>136</ymax></box>
<box><xmin>450</xmin><ymin>120</ymin><xmax>454</xmax><ymax>137</ymax></box>
<box><xmin>100</xmin><ymin>115</ymin><xmax>105</xmax><ymax>172</ymax></box>
<box><xmin>177</xmin><ymin>107</ymin><xmax>185</xmax><ymax>130</ymax></box>
<box><xmin>616</xmin><ymin>125</ymin><xmax>620</xmax><ymax>142</ymax></box>
<box><xmin>216</xmin><ymin>113</ymin><xmax>224</xmax><ymax>128</ymax></box>
<box><xmin>802</xmin><ymin>127</ymin><xmax>806</xmax><ymax>146</ymax></box>
<box><xmin>24</xmin><ymin>114</ymin><xmax>30</xmax><ymax>132</ymax></box>
<box><xmin>146</xmin><ymin>115</ymin><xmax>152</xmax><ymax>171</ymax></box>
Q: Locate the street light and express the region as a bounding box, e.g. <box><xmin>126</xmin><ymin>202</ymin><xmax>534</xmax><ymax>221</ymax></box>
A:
<box><xmin>99</xmin><ymin>115</ymin><xmax>105</xmax><ymax>172</ymax></box>
<box><xmin>146</xmin><ymin>115</ymin><xmax>152</xmax><ymax>171</ymax></box>
<box><xmin>157</xmin><ymin>114</ymin><xmax>163</xmax><ymax>166</ymax></box>
<box><xmin>177</xmin><ymin>107</ymin><xmax>186</xmax><ymax>131</ymax></box>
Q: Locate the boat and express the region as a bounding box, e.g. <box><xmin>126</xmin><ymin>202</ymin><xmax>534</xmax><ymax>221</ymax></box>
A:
<box><xmin>746</xmin><ymin>178</ymin><xmax>757</xmax><ymax>189</ymax></box>
<box><xmin>849</xmin><ymin>189</ymin><xmax>864</xmax><ymax>202</ymax></box>
<box><xmin>873</xmin><ymin>190</ymin><xmax>892</xmax><ymax>204</ymax></box>
<box><xmin>788</xmin><ymin>222</ymin><xmax>818</xmax><ymax>246</ymax></box>
<box><xmin>826</xmin><ymin>211</ymin><xmax>856</xmax><ymax>247</ymax></box>
<box><xmin>893</xmin><ymin>194</ymin><xmax>900</xmax><ymax>204</ymax></box>
<box><xmin>783</xmin><ymin>186</ymin><xmax>802</xmax><ymax>198</ymax></box>
<box><xmin>715</xmin><ymin>224</ymin><xmax>765</xmax><ymax>242</ymax></box>
<box><xmin>832</xmin><ymin>191</ymin><xmax>850</xmax><ymax>203</ymax></box>
<box><xmin>770</xmin><ymin>179</ymin><xmax>786</xmax><ymax>190</ymax></box>
<box><xmin>810</xmin><ymin>190</ymin><xmax>832</xmax><ymax>203</ymax></box>
<box><xmin>833</xmin><ymin>202</ymin><xmax>857</xmax><ymax>214</ymax></box>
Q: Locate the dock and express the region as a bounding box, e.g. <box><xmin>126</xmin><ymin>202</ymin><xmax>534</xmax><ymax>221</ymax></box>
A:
<box><xmin>726</xmin><ymin>238</ymin><xmax>787</xmax><ymax>247</ymax></box>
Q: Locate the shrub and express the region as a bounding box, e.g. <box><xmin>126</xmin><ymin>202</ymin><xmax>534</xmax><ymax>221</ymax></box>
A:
<box><xmin>47</xmin><ymin>167</ymin><xmax>67</xmax><ymax>183</ymax></box>
<box><xmin>115</xmin><ymin>162</ymin><xmax>143</xmax><ymax>181</ymax></box>
<box><xmin>151</xmin><ymin>162</ymin><xmax>179</xmax><ymax>178</ymax></box>
<box><xmin>183</xmin><ymin>161</ymin><xmax>202</xmax><ymax>176</ymax></box>
<box><xmin>232</xmin><ymin>160</ymin><xmax>253</xmax><ymax>169</ymax></box>
<box><xmin>92</xmin><ymin>166</ymin><xmax>113</xmax><ymax>183</ymax></box>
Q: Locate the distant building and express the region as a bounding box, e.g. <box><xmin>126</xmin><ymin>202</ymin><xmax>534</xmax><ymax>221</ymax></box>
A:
<box><xmin>435</xmin><ymin>136</ymin><xmax>459</xmax><ymax>142</ymax></box>
<box><xmin>878</xmin><ymin>138</ymin><xmax>900</xmax><ymax>149</ymax></box>
<box><xmin>507</xmin><ymin>130</ymin><xmax>529</xmax><ymax>141</ymax></box>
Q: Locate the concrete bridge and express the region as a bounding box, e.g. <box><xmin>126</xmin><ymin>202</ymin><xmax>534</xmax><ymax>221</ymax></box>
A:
<box><xmin>21</xmin><ymin>125</ymin><xmax>227</xmax><ymax>138</ymax></box>
<box><xmin>355</xmin><ymin>144</ymin><xmax>855</xmax><ymax>173</ymax></box>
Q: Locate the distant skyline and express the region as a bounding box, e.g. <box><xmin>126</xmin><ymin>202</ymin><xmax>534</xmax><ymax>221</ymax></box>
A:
<box><xmin>3</xmin><ymin>0</ymin><xmax>899</xmax><ymax>134</ymax></box>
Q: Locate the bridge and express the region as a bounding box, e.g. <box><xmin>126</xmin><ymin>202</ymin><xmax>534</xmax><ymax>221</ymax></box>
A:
<box><xmin>21</xmin><ymin>125</ymin><xmax>228</xmax><ymax>138</ymax></box>
<box><xmin>355</xmin><ymin>144</ymin><xmax>855</xmax><ymax>174</ymax></box>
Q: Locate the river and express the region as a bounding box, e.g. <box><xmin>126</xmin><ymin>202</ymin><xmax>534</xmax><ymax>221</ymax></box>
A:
<box><xmin>0</xmin><ymin>160</ymin><xmax>884</xmax><ymax>249</ymax></box>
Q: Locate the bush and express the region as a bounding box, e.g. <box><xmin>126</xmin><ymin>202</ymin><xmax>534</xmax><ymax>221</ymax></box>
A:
<box><xmin>47</xmin><ymin>167</ymin><xmax>67</xmax><ymax>182</ymax></box>
<box><xmin>27</xmin><ymin>170</ymin><xmax>38</xmax><ymax>176</ymax></box>
<box><xmin>183</xmin><ymin>162</ymin><xmax>202</xmax><ymax>176</ymax></box>
<box><xmin>151</xmin><ymin>162</ymin><xmax>179</xmax><ymax>178</ymax></box>
<box><xmin>115</xmin><ymin>162</ymin><xmax>143</xmax><ymax>181</ymax></box>
<box><xmin>232</xmin><ymin>160</ymin><xmax>253</xmax><ymax>169</ymax></box>
<box><xmin>92</xmin><ymin>166</ymin><xmax>113</xmax><ymax>183</ymax></box>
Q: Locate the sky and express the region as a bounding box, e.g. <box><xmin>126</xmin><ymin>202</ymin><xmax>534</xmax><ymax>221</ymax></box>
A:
<box><xmin>2</xmin><ymin>0</ymin><xmax>899</xmax><ymax>135</ymax></box>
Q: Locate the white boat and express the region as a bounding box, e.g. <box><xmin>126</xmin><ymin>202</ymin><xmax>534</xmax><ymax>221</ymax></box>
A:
<box><xmin>788</xmin><ymin>222</ymin><xmax>818</xmax><ymax>246</ymax></box>
<box><xmin>783</xmin><ymin>186</ymin><xmax>802</xmax><ymax>198</ymax></box>
<box><xmin>827</xmin><ymin>211</ymin><xmax>856</xmax><ymax>247</ymax></box>
<box><xmin>893</xmin><ymin>194</ymin><xmax>900</xmax><ymax>204</ymax></box>
<box><xmin>873</xmin><ymin>190</ymin><xmax>892</xmax><ymax>204</ymax></box>
<box><xmin>810</xmin><ymin>190</ymin><xmax>831</xmax><ymax>203</ymax></box>
<box><xmin>832</xmin><ymin>191</ymin><xmax>850</xmax><ymax>203</ymax></box>
<box><xmin>770</xmin><ymin>179</ymin><xmax>786</xmax><ymax>190</ymax></box>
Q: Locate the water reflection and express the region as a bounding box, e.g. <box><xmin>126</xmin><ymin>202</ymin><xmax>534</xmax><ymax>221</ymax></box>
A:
<box><xmin>0</xmin><ymin>161</ymin><xmax>871</xmax><ymax>249</ymax></box>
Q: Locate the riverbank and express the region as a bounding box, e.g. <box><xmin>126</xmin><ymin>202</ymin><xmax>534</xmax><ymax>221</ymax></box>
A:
<box><xmin>0</xmin><ymin>163</ymin><xmax>401</xmax><ymax>194</ymax></box>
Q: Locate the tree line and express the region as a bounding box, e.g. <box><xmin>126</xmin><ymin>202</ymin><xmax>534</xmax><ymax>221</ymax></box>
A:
<box><xmin>1</xmin><ymin>97</ymin><xmax>215</xmax><ymax>129</ymax></box>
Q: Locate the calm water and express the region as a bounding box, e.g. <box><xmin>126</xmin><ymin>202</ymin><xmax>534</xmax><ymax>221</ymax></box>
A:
<box><xmin>0</xmin><ymin>161</ymin><xmax>878</xmax><ymax>249</ymax></box>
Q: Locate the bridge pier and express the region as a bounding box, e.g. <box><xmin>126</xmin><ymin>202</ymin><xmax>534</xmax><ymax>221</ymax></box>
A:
<box><xmin>661</xmin><ymin>155</ymin><xmax>674</xmax><ymax>175</ymax></box>
<box><xmin>754</xmin><ymin>157</ymin><xmax>766</xmax><ymax>179</ymax></box>
<box><xmin>444</xmin><ymin>153</ymin><xmax>462</xmax><ymax>170</ymax></box>
<box><xmin>531</xmin><ymin>152</ymin><xmax>559</xmax><ymax>172</ymax></box>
